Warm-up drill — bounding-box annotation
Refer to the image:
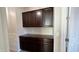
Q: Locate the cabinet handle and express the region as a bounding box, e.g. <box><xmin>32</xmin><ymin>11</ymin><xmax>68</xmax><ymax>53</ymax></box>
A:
<box><xmin>44</xmin><ymin>43</ymin><xmax>48</xmax><ymax>45</ymax></box>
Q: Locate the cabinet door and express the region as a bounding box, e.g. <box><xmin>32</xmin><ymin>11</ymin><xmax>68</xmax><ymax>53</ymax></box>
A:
<box><xmin>20</xmin><ymin>37</ymin><xmax>43</xmax><ymax>52</ymax></box>
<box><xmin>42</xmin><ymin>8</ymin><xmax>53</xmax><ymax>27</ymax></box>
<box><xmin>29</xmin><ymin>11</ymin><xmax>36</xmax><ymax>27</ymax></box>
<box><xmin>22</xmin><ymin>12</ymin><xmax>30</xmax><ymax>27</ymax></box>
<box><xmin>35</xmin><ymin>10</ymin><xmax>43</xmax><ymax>27</ymax></box>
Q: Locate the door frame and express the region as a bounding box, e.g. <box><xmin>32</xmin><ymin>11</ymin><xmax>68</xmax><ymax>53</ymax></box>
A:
<box><xmin>54</xmin><ymin>7</ymin><xmax>71</xmax><ymax>52</ymax></box>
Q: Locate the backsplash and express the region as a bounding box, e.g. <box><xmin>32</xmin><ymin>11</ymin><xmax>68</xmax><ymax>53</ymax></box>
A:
<box><xmin>24</xmin><ymin>27</ymin><xmax>53</xmax><ymax>35</ymax></box>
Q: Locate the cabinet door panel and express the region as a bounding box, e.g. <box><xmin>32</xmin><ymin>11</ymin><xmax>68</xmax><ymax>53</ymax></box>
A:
<box><xmin>20</xmin><ymin>37</ymin><xmax>43</xmax><ymax>52</ymax></box>
<box><xmin>42</xmin><ymin>8</ymin><xmax>53</xmax><ymax>27</ymax></box>
<box><xmin>29</xmin><ymin>11</ymin><xmax>36</xmax><ymax>27</ymax></box>
<box><xmin>22</xmin><ymin>12</ymin><xmax>30</xmax><ymax>27</ymax></box>
<box><xmin>35</xmin><ymin>10</ymin><xmax>43</xmax><ymax>27</ymax></box>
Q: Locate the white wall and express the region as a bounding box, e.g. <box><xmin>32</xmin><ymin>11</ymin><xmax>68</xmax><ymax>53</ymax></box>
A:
<box><xmin>0</xmin><ymin>7</ymin><xmax>9</xmax><ymax>52</ymax></box>
<box><xmin>22</xmin><ymin>7</ymin><xmax>46</xmax><ymax>12</ymax></box>
<box><xmin>68</xmin><ymin>7</ymin><xmax>79</xmax><ymax>52</ymax></box>
<box><xmin>16</xmin><ymin>8</ymin><xmax>26</xmax><ymax>51</ymax></box>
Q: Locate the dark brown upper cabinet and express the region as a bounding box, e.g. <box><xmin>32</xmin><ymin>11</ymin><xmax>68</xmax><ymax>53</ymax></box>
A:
<box><xmin>22</xmin><ymin>7</ymin><xmax>53</xmax><ymax>27</ymax></box>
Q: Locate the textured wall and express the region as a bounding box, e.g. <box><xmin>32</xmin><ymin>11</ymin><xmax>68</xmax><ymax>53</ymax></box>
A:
<box><xmin>68</xmin><ymin>8</ymin><xmax>79</xmax><ymax>52</ymax></box>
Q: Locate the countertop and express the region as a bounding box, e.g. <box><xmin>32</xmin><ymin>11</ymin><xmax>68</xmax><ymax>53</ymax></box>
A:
<box><xmin>20</xmin><ymin>34</ymin><xmax>53</xmax><ymax>39</ymax></box>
